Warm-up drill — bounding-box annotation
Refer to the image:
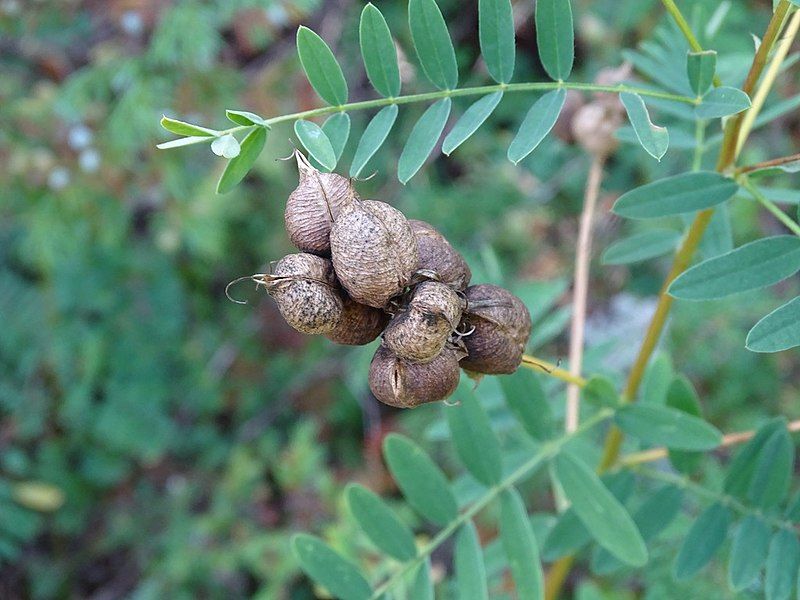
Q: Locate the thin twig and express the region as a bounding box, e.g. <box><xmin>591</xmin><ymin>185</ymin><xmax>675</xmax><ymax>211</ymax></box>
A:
<box><xmin>566</xmin><ymin>155</ymin><xmax>606</xmax><ymax>433</ymax></box>
<box><xmin>520</xmin><ymin>354</ymin><xmax>587</xmax><ymax>388</ymax></box>
<box><xmin>741</xmin><ymin>176</ymin><xmax>800</xmax><ymax>237</ymax></box>
<box><xmin>737</xmin><ymin>151</ymin><xmax>800</xmax><ymax>174</ymax></box>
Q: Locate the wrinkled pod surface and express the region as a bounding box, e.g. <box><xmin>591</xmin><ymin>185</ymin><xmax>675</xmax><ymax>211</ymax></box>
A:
<box><xmin>325</xmin><ymin>295</ymin><xmax>390</xmax><ymax>346</ymax></box>
<box><xmin>409</xmin><ymin>220</ymin><xmax>471</xmax><ymax>291</ymax></box>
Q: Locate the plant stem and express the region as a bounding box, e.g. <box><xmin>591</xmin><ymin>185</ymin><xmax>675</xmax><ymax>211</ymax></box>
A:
<box><xmin>566</xmin><ymin>155</ymin><xmax>606</xmax><ymax>433</ymax></box>
<box><xmin>521</xmin><ymin>354</ymin><xmax>587</xmax><ymax>388</ymax></box>
<box><xmin>619</xmin><ymin>418</ymin><xmax>800</xmax><ymax>466</ymax></box>
<box><xmin>735</xmin><ymin>8</ymin><xmax>800</xmax><ymax>157</ymax></box>
<box><xmin>741</xmin><ymin>176</ymin><xmax>800</xmax><ymax>237</ymax></box>
<box><xmin>659</xmin><ymin>0</ymin><xmax>721</xmax><ymax>87</ymax></box>
<box><xmin>367</xmin><ymin>409</ymin><xmax>614</xmax><ymax>600</ymax></box>
<box><xmin>159</xmin><ymin>82</ymin><xmax>698</xmax><ymax>148</ymax></box>
<box><xmin>738</xmin><ymin>151</ymin><xmax>800</xmax><ymax>174</ymax></box>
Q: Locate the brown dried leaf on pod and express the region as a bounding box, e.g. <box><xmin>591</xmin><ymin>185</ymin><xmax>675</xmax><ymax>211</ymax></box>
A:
<box><xmin>459</xmin><ymin>284</ymin><xmax>531</xmax><ymax>374</ymax></box>
<box><xmin>409</xmin><ymin>220</ymin><xmax>471</xmax><ymax>291</ymax></box>
<box><xmin>325</xmin><ymin>295</ymin><xmax>390</xmax><ymax>345</ymax></box>
<box><xmin>330</xmin><ymin>200</ymin><xmax>418</xmax><ymax>308</ymax></box>
<box><xmin>284</xmin><ymin>150</ymin><xmax>359</xmax><ymax>255</ymax></box>
<box><xmin>368</xmin><ymin>344</ymin><xmax>465</xmax><ymax>408</ymax></box>
<box><xmin>255</xmin><ymin>253</ymin><xmax>343</xmax><ymax>334</ymax></box>
<box><xmin>382</xmin><ymin>281</ymin><xmax>463</xmax><ymax>363</ymax></box>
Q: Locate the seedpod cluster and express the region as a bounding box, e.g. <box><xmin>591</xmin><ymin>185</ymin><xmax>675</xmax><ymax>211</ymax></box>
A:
<box><xmin>235</xmin><ymin>154</ymin><xmax>533</xmax><ymax>406</ymax></box>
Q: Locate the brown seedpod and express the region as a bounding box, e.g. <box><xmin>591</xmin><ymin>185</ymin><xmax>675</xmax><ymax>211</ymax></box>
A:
<box><xmin>409</xmin><ymin>220</ymin><xmax>471</xmax><ymax>290</ymax></box>
<box><xmin>368</xmin><ymin>344</ymin><xmax>465</xmax><ymax>408</ymax></box>
<box><xmin>382</xmin><ymin>281</ymin><xmax>463</xmax><ymax>362</ymax></box>
<box><xmin>329</xmin><ymin>200</ymin><xmax>418</xmax><ymax>308</ymax></box>
<box><xmin>459</xmin><ymin>284</ymin><xmax>532</xmax><ymax>375</ymax></box>
<box><xmin>325</xmin><ymin>296</ymin><xmax>390</xmax><ymax>346</ymax></box>
<box><xmin>284</xmin><ymin>151</ymin><xmax>358</xmax><ymax>255</ymax></box>
<box><xmin>571</xmin><ymin>101</ymin><xmax>623</xmax><ymax>157</ymax></box>
<box><xmin>256</xmin><ymin>253</ymin><xmax>343</xmax><ymax>335</ymax></box>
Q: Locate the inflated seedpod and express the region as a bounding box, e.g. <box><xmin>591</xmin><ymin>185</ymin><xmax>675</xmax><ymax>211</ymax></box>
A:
<box><xmin>255</xmin><ymin>253</ymin><xmax>343</xmax><ymax>335</ymax></box>
<box><xmin>368</xmin><ymin>344</ymin><xmax>464</xmax><ymax>408</ymax></box>
<box><xmin>330</xmin><ymin>200</ymin><xmax>418</xmax><ymax>308</ymax></box>
<box><xmin>459</xmin><ymin>284</ymin><xmax>532</xmax><ymax>374</ymax></box>
<box><xmin>409</xmin><ymin>220</ymin><xmax>471</xmax><ymax>291</ymax></box>
<box><xmin>382</xmin><ymin>281</ymin><xmax>463</xmax><ymax>363</ymax></box>
<box><xmin>571</xmin><ymin>102</ymin><xmax>623</xmax><ymax>157</ymax></box>
<box><xmin>325</xmin><ymin>296</ymin><xmax>390</xmax><ymax>346</ymax></box>
<box><xmin>284</xmin><ymin>151</ymin><xmax>358</xmax><ymax>255</ymax></box>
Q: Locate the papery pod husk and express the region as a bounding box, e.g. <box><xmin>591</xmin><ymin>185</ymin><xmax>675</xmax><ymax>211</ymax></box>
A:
<box><xmin>368</xmin><ymin>344</ymin><xmax>465</xmax><ymax>408</ymax></box>
<box><xmin>259</xmin><ymin>253</ymin><xmax>343</xmax><ymax>335</ymax></box>
<box><xmin>459</xmin><ymin>284</ymin><xmax>531</xmax><ymax>374</ymax></box>
<box><xmin>409</xmin><ymin>220</ymin><xmax>471</xmax><ymax>291</ymax></box>
<box><xmin>325</xmin><ymin>296</ymin><xmax>390</xmax><ymax>345</ymax></box>
<box><xmin>571</xmin><ymin>101</ymin><xmax>623</xmax><ymax>157</ymax></box>
<box><xmin>284</xmin><ymin>151</ymin><xmax>359</xmax><ymax>256</ymax></box>
<box><xmin>382</xmin><ymin>281</ymin><xmax>463</xmax><ymax>362</ymax></box>
<box><xmin>330</xmin><ymin>200</ymin><xmax>418</xmax><ymax>308</ymax></box>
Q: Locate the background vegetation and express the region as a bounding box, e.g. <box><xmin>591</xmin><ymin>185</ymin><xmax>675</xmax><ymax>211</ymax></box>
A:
<box><xmin>2</xmin><ymin>0</ymin><xmax>799</xmax><ymax>598</ymax></box>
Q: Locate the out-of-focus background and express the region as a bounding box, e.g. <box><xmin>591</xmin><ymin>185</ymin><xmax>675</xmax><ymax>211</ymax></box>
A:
<box><xmin>2</xmin><ymin>0</ymin><xmax>798</xmax><ymax>598</ymax></box>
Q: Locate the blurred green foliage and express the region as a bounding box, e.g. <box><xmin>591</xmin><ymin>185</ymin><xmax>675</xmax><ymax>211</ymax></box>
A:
<box><xmin>1</xmin><ymin>0</ymin><xmax>798</xmax><ymax>598</ymax></box>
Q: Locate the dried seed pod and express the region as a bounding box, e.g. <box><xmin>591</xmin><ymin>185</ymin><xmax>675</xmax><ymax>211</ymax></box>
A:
<box><xmin>284</xmin><ymin>151</ymin><xmax>358</xmax><ymax>255</ymax></box>
<box><xmin>571</xmin><ymin>101</ymin><xmax>623</xmax><ymax>157</ymax></box>
<box><xmin>409</xmin><ymin>220</ymin><xmax>471</xmax><ymax>290</ymax></box>
<box><xmin>459</xmin><ymin>284</ymin><xmax>531</xmax><ymax>374</ymax></box>
<box><xmin>368</xmin><ymin>344</ymin><xmax>464</xmax><ymax>408</ymax></box>
<box><xmin>325</xmin><ymin>296</ymin><xmax>390</xmax><ymax>346</ymax></box>
<box><xmin>330</xmin><ymin>200</ymin><xmax>418</xmax><ymax>308</ymax></box>
<box><xmin>257</xmin><ymin>253</ymin><xmax>343</xmax><ymax>335</ymax></box>
<box><xmin>382</xmin><ymin>282</ymin><xmax>463</xmax><ymax>362</ymax></box>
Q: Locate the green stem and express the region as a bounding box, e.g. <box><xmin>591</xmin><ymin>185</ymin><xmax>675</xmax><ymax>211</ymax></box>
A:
<box><xmin>367</xmin><ymin>408</ymin><xmax>614</xmax><ymax>600</ymax></box>
<box><xmin>160</xmin><ymin>82</ymin><xmax>698</xmax><ymax>148</ymax></box>
<box><xmin>634</xmin><ymin>466</ymin><xmax>796</xmax><ymax>532</ymax></box>
<box><xmin>740</xmin><ymin>176</ymin><xmax>800</xmax><ymax>237</ymax></box>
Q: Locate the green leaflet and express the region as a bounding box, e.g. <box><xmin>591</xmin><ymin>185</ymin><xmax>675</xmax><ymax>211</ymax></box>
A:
<box><xmin>615</xmin><ymin>404</ymin><xmax>722</xmax><ymax>451</ymax></box>
<box><xmin>359</xmin><ymin>4</ymin><xmax>401</xmax><ymax>97</ymax></box>
<box><xmin>535</xmin><ymin>0</ymin><xmax>574</xmax><ymax>81</ymax></box>
<box><xmin>747</xmin><ymin>296</ymin><xmax>800</xmax><ymax>352</ymax></box>
<box><xmin>500</xmin><ymin>368</ymin><xmax>553</xmax><ymax>441</ymax></box>
<box><xmin>601</xmin><ymin>229</ymin><xmax>681</xmax><ymax>265</ymax></box>
<box><xmin>554</xmin><ymin>453</ymin><xmax>647</xmax><ymax>566</ymax></box>
<box><xmin>728</xmin><ymin>515</ymin><xmax>770</xmax><ymax>591</ymax></box>
<box><xmin>446</xmin><ymin>388</ymin><xmax>503</xmax><ymax>486</ymax></box>
<box><xmin>408</xmin><ymin>0</ymin><xmax>458</xmax><ymax>90</ymax></box>
<box><xmin>398</xmin><ymin>98</ymin><xmax>451</xmax><ymax>184</ymax></box>
<box><xmin>695</xmin><ymin>86</ymin><xmax>751</xmax><ymax>119</ymax></box>
<box><xmin>160</xmin><ymin>115</ymin><xmax>217</xmax><ymax>137</ymax></box>
<box><xmin>612</xmin><ymin>171</ymin><xmax>737</xmax><ymax>219</ymax></box>
<box><xmin>210</xmin><ymin>133</ymin><xmax>240</xmax><ymax>159</ymax></box>
<box><xmin>673</xmin><ymin>503</ymin><xmax>731</xmax><ymax>580</ymax></box>
<box><xmin>665</xmin><ymin>376</ymin><xmax>704</xmax><ymax>474</ymax></box>
<box><xmin>442</xmin><ymin>92</ymin><xmax>503</xmax><ymax>155</ymax></box>
<box><xmin>216</xmin><ymin>126</ymin><xmax>267</xmax><ymax>194</ymax></box>
<box><xmin>408</xmin><ymin>558</ymin><xmax>434</xmax><ymax>600</ymax></box>
<box><xmin>479</xmin><ymin>0</ymin><xmax>515</xmax><ymax>84</ymax></box>
<box><xmin>382</xmin><ymin>433</ymin><xmax>458</xmax><ymax>526</ymax></box>
<box><xmin>322</xmin><ymin>113</ymin><xmax>350</xmax><ymax>162</ymax></box>
<box><xmin>591</xmin><ymin>485</ymin><xmax>683</xmax><ymax>575</ymax></box>
<box><xmin>294</xmin><ymin>120</ymin><xmax>337</xmax><ymax>171</ymax></box>
<box><xmin>746</xmin><ymin>425</ymin><xmax>794</xmax><ymax>509</ymax></box>
<box><xmin>582</xmin><ymin>376</ymin><xmax>621</xmax><ymax>410</ymax></box>
<box><xmin>455</xmin><ymin>522</ymin><xmax>489</xmax><ymax>600</ymax></box>
<box><xmin>345</xmin><ymin>484</ymin><xmax>417</xmax><ymax>561</ymax></box>
<box><xmin>296</xmin><ymin>26</ymin><xmax>348</xmax><ymax>105</ymax></box>
<box><xmin>724</xmin><ymin>417</ymin><xmax>786</xmax><ymax>498</ymax></box>
<box><xmin>225</xmin><ymin>110</ymin><xmax>266</xmax><ymax>126</ymax></box>
<box><xmin>350</xmin><ymin>105</ymin><xmax>399</xmax><ymax>178</ymax></box>
<box><xmin>669</xmin><ymin>236</ymin><xmax>800</xmax><ymax>300</ymax></box>
<box><xmin>507</xmin><ymin>88</ymin><xmax>566</xmax><ymax>164</ymax></box>
<box><xmin>291</xmin><ymin>534</ymin><xmax>372</xmax><ymax>600</ymax></box>
<box><xmin>687</xmin><ymin>50</ymin><xmax>716</xmax><ymax>96</ymax></box>
<box><xmin>765</xmin><ymin>529</ymin><xmax>800</xmax><ymax>600</ymax></box>
<box><xmin>619</xmin><ymin>92</ymin><xmax>669</xmax><ymax>161</ymax></box>
<box><xmin>499</xmin><ymin>488</ymin><xmax>544</xmax><ymax>600</ymax></box>
<box><xmin>640</xmin><ymin>353</ymin><xmax>673</xmax><ymax>405</ymax></box>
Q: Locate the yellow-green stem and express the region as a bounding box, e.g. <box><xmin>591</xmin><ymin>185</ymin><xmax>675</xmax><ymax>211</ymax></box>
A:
<box><xmin>521</xmin><ymin>354</ymin><xmax>586</xmax><ymax>388</ymax></box>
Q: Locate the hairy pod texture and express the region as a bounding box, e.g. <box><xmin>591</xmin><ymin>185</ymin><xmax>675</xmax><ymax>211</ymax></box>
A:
<box><xmin>368</xmin><ymin>344</ymin><xmax>464</xmax><ymax>408</ymax></box>
<box><xmin>261</xmin><ymin>253</ymin><xmax>343</xmax><ymax>334</ymax></box>
<box><xmin>285</xmin><ymin>151</ymin><xmax>358</xmax><ymax>255</ymax></box>
<box><xmin>330</xmin><ymin>200</ymin><xmax>418</xmax><ymax>308</ymax></box>
<box><xmin>409</xmin><ymin>220</ymin><xmax>471</xmax><ymax>291</ymax></box>
<box><xmin>325</xmin><ymin>296</ymin><xmax>390</xmax><ymax>346</ymax></box>
<box><xmin>459</xmin><ymin>284</ymin><xmax>532</xmax><ymax>374</ymax></box>
<box><xmin>382</xmin><ymin>281</ymin><xmax>463</xmax><ymax>362</ymax></box>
